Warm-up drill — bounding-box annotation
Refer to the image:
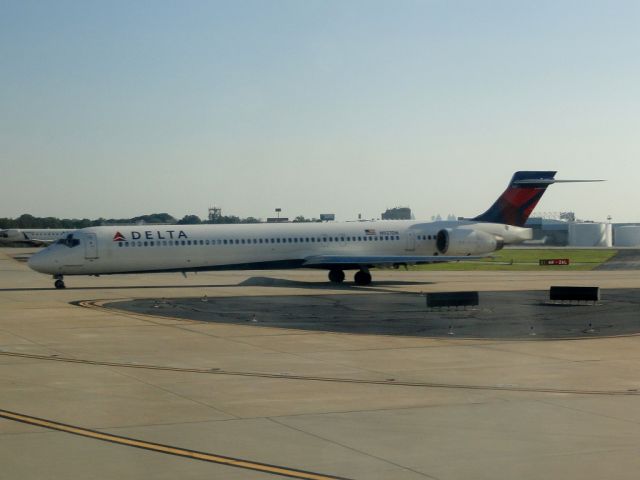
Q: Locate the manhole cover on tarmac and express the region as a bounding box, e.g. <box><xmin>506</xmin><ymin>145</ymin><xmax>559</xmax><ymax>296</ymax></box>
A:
<box><xmin>104</xmin><ymin>289</ymin><xmax>640</xmax><ymax>340</ymax></box>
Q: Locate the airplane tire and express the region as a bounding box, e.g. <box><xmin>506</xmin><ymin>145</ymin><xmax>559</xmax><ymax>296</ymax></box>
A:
<box><xmin>54</xmin><ymin>279</ymin><xmax>65</xmax><ymax>289</ymax></box>
<box><xmin>354</xmin><ymin>270</ymin><xmax>372</xmax><ymax>286</ymax></box>
<box><xmin>328</xmin><ymin>269</ymin><xmax>345</xmax><ymax>283</ymax></box>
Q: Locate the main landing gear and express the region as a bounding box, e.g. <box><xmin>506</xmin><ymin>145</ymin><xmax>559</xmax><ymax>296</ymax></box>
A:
<box><xmin>53</xmin><ymin>274</ymin><xmax>66</xmax><ymax>289</ymax></box>
<box><xmin>354</xmin><ymin>270</ymin><xmax>372</xmax><ymax>286</ymax></box>
<box><xmin>328</xmin><ymin>269</ymin><xmax>345</xmax><ymax>284</ymax></box>
<box><xmin>327</xmin><ymin>269</ymin><xmax>372</xmax><ymax>286</ymax></box>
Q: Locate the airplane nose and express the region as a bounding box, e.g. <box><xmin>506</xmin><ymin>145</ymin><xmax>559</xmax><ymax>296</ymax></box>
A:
<box><xmin>28</xmin><ymin>251</ymin><xmax>50</xmax><ymax>273</ymax></box>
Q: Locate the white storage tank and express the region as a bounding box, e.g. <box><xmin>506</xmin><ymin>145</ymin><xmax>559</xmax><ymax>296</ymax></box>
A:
<box><xmin>614</xmin><ymin>226</ymin><xmax>640</xmax><ymax>247</ymax></box>
<box><xmin>568</xmin><ymin>222</ymin><xmax>612</xmax><ymax>247</ymax></box>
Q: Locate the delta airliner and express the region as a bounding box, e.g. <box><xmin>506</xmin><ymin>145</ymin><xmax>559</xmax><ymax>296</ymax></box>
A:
<box><xmin>28</xmin><ymin>171</ymin><xmax>600</xmax><ymax>289</ymax></box>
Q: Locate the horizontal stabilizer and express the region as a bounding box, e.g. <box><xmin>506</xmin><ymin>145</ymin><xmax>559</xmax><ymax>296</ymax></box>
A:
<box><xmin>513</xmin><ymin>179</ymin><xmax>605</xmax><ymax>185</ymax></box>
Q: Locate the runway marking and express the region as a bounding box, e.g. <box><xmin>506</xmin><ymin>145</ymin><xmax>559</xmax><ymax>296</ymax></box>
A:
<box><xmin>1</xmin><ymin>350</ymin><xmax>638</xmax><ymax>396</ymax></box>
<box><xmin>0</xmin><ymin>408</ymin><xmax>350</xmax><ymax>480</ymax></box>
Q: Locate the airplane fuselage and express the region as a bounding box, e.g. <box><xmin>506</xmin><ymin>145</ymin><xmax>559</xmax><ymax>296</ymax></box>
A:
<box><xmin>27</xmin><ymin>220</ymin><xmax>530</xmax><ymax>277</ymax></box>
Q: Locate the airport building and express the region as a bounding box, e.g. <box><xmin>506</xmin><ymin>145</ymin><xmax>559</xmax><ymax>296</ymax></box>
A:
<box><xmin>381</xmin><ymin>207</ymin><xmax>412</xmax><ymax>220</ymax></box>
<box><xmin>525</xmin><ymin>216</ymin><xmax>640</xmax><ymax>247</ymax></box>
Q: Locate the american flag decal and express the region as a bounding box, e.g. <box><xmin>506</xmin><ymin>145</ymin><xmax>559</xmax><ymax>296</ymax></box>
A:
<box><xmin>364</xmin><ymin>229</ymin><xmax>376</xmax><ymax>235</ymax></box>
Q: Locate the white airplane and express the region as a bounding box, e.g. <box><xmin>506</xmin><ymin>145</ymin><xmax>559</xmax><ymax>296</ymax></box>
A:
<box><xmin>0</xmin><ymin>228</ymin><xmax>75</xmax><ymax>246</ymax></box>
<box><xmin>28</xmin><ymin>171</ymin><xmax>599</xmax><ymax>289</ymax></box>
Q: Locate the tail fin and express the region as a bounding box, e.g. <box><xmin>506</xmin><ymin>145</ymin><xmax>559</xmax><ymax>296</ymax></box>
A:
<box><xmin>473</xmin><ymin>171</ymin><xmax>558</xmax><ymax>227</ymax></box>
<box><xmin>473</xmin><ymin>171</ymin><xmax>604</xmax><ymax>226</ymax></box>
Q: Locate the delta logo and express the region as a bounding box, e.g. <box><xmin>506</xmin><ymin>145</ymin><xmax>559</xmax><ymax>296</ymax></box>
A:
<box><xmin>113</xmin><ymin>230</ymin><xmax>189</xmax><ymax>242</ymax></box>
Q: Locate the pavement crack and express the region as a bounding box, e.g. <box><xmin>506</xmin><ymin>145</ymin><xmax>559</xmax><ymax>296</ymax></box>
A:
<box><xmin>267</xmin><ymin>417</ymin><xmax>441</xmax><ymax>479</ymax></box>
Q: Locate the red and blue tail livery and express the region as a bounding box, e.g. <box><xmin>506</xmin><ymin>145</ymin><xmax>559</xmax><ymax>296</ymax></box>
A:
<box><xmin>473</xmin><ymin>171</ymin><xmax>558</xmax><ymax>227</ymax></box>
<box><xmin>473</xmin><ymin>171</ymin><xmax>603</xmax><ymax>227</ymax></box>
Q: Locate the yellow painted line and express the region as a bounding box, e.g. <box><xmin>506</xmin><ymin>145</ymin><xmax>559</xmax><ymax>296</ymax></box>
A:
<box><xmin>1</xmin><ymin>350</ymin><xmax>639</xmax><ymax>396</ymax></box>
<box><xmin>0</xmin><ymin>409</ymin><xmax>349</xmax><ymax>480</ymax></box>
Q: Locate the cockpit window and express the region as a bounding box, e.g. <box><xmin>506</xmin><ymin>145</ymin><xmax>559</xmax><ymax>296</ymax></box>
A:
<box><xmin>56</xmin><ymin>234</ymin><xmax>80</xmax><ymax>247</ymax></box>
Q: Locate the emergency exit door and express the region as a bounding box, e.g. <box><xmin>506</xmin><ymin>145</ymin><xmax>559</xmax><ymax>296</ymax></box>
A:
<box><xmin>405</xmin><ymin>232</ymin><xmax>416</xmax><ymax>251</ymax></box>
<box><xmin>85</xmin><ymin>233</ymin><xmax>99</xmax><ymax>259</ymax></box>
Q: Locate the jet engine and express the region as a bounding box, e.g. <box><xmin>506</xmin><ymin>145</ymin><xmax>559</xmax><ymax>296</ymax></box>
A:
<box><xmin>436</xmin><ymin>228</ymin><xmax>504</xmax><ymax>255</ymax></box>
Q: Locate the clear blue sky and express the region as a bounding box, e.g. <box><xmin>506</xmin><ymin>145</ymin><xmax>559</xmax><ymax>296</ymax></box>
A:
<box><xmin>1</xmin><ymin>1</ymin><xmax>638</xmax><ymax>221</ymax></box>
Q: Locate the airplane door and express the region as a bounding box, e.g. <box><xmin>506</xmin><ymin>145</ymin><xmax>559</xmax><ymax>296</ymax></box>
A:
<box><xmin>85</xmin><ymin>233</ymin><xmax>99</xmax><ymax>259</ymax></box>
<box><xmin>405</xmin><ymin>232</ymin><xmax>416</xmax><ymax>252</ymax></box>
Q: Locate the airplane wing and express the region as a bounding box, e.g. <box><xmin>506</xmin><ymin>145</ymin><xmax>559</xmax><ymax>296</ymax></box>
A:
<box><xmin>303</xmin><ymin>255</ymin><xmax>485</xmax><ymax>269</ymax></box>
<box><xmin>27</xmin><ymin>238</ymin><xmax>56</xmax><ymax>246</ymax></box>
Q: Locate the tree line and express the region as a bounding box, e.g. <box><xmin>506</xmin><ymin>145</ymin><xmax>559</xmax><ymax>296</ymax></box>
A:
<box><xmin>0</xmin><ymin>213</ymin><xmax>320</xmax><ymax>229</ymax></box>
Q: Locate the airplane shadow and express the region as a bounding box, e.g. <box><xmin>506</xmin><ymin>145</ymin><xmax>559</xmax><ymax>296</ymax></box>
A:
<box><xmin>238</xmin><ymin>276</ymin><xmax>434</xmax><ymax>294</ymax></box>
<box><xmin>0</xmin><ymin>276</ymin><xmax>434</xmax><ymax>293</ymax></box>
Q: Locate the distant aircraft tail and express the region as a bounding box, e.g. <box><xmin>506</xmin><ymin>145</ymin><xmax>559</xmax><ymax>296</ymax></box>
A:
<box><xmin>472</xmin><ymin>171</ymin><xmax>602</xmax><ymax>227</ymax></box>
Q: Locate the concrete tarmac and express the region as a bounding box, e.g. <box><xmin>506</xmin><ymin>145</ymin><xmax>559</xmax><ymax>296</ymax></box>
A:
<box><xmin>109</xmin><ymin>289</ymin><xmax>640</xmax><ymax>339</ymax></box>
<box><xmin>2</xmin><ymin>248</ymin><xmax>640</xmax><ymax>479</ymax></box>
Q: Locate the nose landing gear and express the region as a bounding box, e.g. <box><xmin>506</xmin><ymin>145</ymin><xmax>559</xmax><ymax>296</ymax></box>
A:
<box><xmin>53</xmin><ymin>275</ymin><xmax>65</xmax><ymax>289</ymax></box>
